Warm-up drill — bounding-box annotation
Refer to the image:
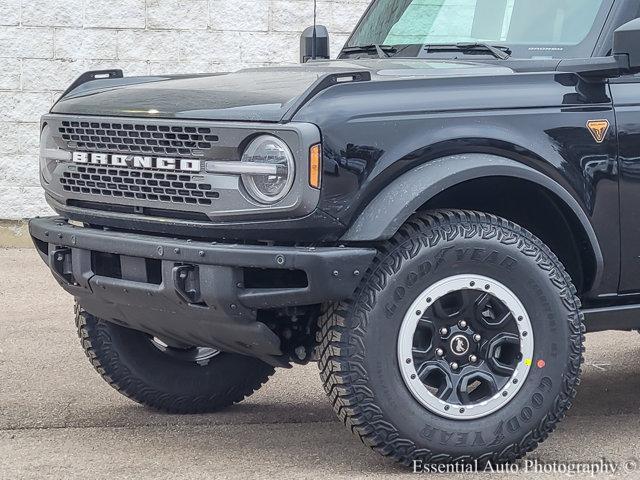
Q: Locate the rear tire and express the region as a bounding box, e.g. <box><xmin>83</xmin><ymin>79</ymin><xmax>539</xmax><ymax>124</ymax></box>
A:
<box><xmin>76</xmin><ymin>304</ymin><xmax>275</xmax><ymax>413</ymax></box>
<box><xmin>317</xmin><ymin>210</ymin><xmax>584</xmax><ymax>465</ymax></box>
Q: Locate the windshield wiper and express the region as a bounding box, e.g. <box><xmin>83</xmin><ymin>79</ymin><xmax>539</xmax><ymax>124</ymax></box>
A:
<box><xmin>341</xmin><ymin>44</ymin><xmax>397</xmax><ymax>59</ymax></box>
<box><xmin>424</xmin><ymin>42</ymin><xmax>511</xmax><ymax>60</ymax></box>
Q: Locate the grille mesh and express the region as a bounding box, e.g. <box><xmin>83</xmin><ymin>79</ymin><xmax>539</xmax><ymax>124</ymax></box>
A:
<box><xmin>58</xmin><ymin>120</ymin><xmax>219</xmax><ymax>158</ymax></box>
<box><xmin>60</xmin><ymin>166</ymin><xmax>220</xmax><ymax>206</ymax></box>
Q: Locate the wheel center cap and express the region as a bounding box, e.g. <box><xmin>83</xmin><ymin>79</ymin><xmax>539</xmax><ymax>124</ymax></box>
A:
<box><xmin>449</xmin><ymin>334</ymin><xmax>470</xmax><ymax>356</ymax></box>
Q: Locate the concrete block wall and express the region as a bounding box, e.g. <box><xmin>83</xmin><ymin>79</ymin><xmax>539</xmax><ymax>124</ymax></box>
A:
<box><xmin>0</xmin><ymin>0</ymin><xmax>369</xmax><ymax>220</ymax></box>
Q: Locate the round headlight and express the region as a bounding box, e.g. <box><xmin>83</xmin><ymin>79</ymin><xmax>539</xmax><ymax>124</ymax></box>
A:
<box><xmin>39</xmin><ymin>124</ymin><xmax>57</xmax><ymax>184</ymax></box>
<box><xmin>241</xmin><ymin>135</ymin><xmax>295</xmax><ymax>204</ymax></box>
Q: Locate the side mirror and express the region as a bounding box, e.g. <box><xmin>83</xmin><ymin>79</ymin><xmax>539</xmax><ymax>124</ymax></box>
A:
<box><xmin>613</xmin><ymin>18</ymin><xmax>640</xmax><ymax>74</ymax></box>
<box><xmin>557</xmin><ymin>18</ymin><xmax>640</xmax><ymax>79</ymax></box>
<box><xmin>300</xmin><ymin>25</ymin><xmax>330</xmax><ymax>63</ymax></box>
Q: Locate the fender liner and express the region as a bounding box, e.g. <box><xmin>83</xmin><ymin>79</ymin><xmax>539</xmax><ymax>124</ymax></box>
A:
<box><xmin>341</xmin><ymin>154</ymin><xmax>603</xmax><ymax>289</ymax></box>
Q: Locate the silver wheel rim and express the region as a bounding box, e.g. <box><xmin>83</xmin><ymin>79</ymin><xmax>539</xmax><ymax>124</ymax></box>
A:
<box><xmin>397</xmin><ymin>274</ymin><xmax>534</xmax><ymax>420</ymax></box>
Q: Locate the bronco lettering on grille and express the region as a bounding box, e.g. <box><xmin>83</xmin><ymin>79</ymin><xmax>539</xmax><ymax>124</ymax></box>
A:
<box><xmin>72</xmin><ymin>152</ymin><xmax>201</xmax><ymax>172</ymax></box>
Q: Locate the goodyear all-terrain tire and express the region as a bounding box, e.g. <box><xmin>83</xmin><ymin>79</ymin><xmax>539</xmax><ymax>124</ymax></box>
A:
<box><xmin>317</xmin><ymin>210</ymin><xmax>584</xmax><ymax>465</ymax></box>
<box><xmin>76</xmin><ymin>305</ymin><xmax>275</xmax><ymax>413</ymax></box>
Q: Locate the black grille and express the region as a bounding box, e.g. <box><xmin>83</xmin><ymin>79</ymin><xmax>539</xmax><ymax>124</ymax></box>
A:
<box><xmin>60</xmin><ymin>166</ymin><xmax>220</xmax><ymax>206</ymax></box>
<box><xmin>58</xmin><ymin>120</ymin><xmax>219</xmax><ymax>158</ymax></box>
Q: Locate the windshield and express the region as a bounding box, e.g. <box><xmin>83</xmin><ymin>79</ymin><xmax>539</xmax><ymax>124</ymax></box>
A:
<box><xmin>346</xmin><ymin>0</ymin><xmax>614</xmax><ymax>59</ymax></box>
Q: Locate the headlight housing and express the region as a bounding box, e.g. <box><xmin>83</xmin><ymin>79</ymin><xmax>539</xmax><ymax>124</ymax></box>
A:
<box><xmin>240</xmin><ymin>135</ymin><xmax>295</xmax><ymax>204</ymax></box>
<box><xmin>39</xmin><ymin>124</ymin><xmax>69</xmax><ymax>184</ymax></box>
<box><xmin>39</xmin><ymin>125</ymin><xmax>56</xmax><ymax>184</ymax></box>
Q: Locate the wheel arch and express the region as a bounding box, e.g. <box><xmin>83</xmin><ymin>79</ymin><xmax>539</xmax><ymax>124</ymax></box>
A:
<box><xmin>340</xmin><ymin>154</ymin><xmax>603</xmax><ymax>294</ymax></box>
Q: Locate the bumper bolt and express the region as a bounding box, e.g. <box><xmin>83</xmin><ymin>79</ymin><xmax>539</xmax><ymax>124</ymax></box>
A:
<box><xmin>473</xmin><ymin>334</ymin><xmax>481</xmax><ymax>342</ymax></box>
<box><xmin>275</xmin><ymin>255</ymin><xmax>285</xmax><ymax>265</ymax></box>
<box><xmin>450</xmin><ymin>362</ymin><xmax>459</xmax><ymax>370</ymax></box>
<box><xmin>440</xmin><ymin>327</ymin><xmax>449</xmax><ymax>336</ymax></box>
<box><xmin>469</xmin><ymin>354</ymin><xmax>478</xmax><ymax>363</ymax></box>
<box><xmin>295</xmin><ymin>346</ymin><xmax>307</xmax><ymax>361</ymax></box>
<box><xmin>174</xmin><ymin>248</ymin><xmax>180</xmax><ymax>254</ymax></box>
<box><xmin>332</xmin><ymin>270</ymin><xmax>339</xmax><ymax>277</ymax></box>
<box><xmin>435</xmin><ymin>348</ymin><xmax>444</xmax><ymax>357</ymax></box>
<box><xmin>198</xmin><ymin>250</ymin><xmax>205</xmax><ymax>257</ymax></box>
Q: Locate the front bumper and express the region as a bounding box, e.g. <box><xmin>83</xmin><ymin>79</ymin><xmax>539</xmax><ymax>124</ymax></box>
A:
<box><xmin>44</xmin><ymin>193</ymin><xmax>347</xmax><ymax>242</ymax></box>
<box><xmin>30</xmin><ymin>217</ymin><xmax>376</xmax><ymax>366</ymax></box>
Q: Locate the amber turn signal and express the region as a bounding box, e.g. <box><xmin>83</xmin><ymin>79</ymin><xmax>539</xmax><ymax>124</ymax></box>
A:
<box><xmin>309</xmin><ymin>143</ymin><xmax>322</xmax><ymax>189</ymax></box>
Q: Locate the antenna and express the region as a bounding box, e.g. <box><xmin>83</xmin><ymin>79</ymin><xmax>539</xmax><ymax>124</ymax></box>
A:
<box><xmin>312</xmin><ymin>0</ymin><xmax>318</xmax><ymax>60</ymax></box>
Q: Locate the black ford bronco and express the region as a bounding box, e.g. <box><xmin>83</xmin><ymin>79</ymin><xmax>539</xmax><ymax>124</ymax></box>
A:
<box><xmin>29</xmin><ymin>0</ymin><xmax>640</xmax><ymax>466</ymax></box>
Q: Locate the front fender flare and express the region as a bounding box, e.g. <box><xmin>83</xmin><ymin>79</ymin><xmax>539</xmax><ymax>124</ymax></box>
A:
<box><xmin>341</xmin><ymin>154</ymin><xmax>603</xmax><ymax>286</ymax></box>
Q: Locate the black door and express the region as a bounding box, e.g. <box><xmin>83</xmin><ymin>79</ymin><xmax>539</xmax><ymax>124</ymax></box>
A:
<box><xmin>612</xmin><ymin>77</ymin><xmax>640</xmax><ymax>292</ymax></box>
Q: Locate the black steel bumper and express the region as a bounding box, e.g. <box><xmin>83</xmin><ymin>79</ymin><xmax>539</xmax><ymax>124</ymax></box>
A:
<box><xmin>29</xmin><ymin>217</ymin><xmax>376</xmax><ymax>366</ymax></box>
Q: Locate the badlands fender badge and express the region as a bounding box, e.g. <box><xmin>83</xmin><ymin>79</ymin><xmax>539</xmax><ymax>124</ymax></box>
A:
<box><xmin>586</xmin><ymin>119</ymin><xmax>610</xmax><ymax>144</ymax></box>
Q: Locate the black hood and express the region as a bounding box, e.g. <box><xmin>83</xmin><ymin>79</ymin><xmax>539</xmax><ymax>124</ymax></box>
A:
<box><xmin>51</xmin><ymin>59</ymin><xmax>513</xmax><ymax>122</ymax></box>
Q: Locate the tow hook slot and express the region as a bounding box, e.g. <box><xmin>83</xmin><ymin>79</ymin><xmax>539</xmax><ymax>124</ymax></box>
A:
<box><xmin>173</xmin><ymin>265</ymin><xmax>204</xmax><ymax>305</ymax></box>
<box><xmin>51</xmin><ymin>247</ymin><xmax>75</xmax><ymax>284</ymax></box>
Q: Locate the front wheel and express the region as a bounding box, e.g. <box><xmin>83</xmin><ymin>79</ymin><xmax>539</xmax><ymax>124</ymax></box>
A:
<box><xmin>76</xmin><ymin>305</ymin><xmax>275</xmax><ymax>413</ymax></box>
<box><xmin>317</xmin><ymin>210</ymin><xmax>584</xmax><ymax>465</ymax></box>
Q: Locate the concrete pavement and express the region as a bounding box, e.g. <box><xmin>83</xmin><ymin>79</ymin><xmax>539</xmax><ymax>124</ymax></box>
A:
<box><xmin>2</xmin><ymin>248</ymin><xmax>640</xmax><ymax>479</ymax></box>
